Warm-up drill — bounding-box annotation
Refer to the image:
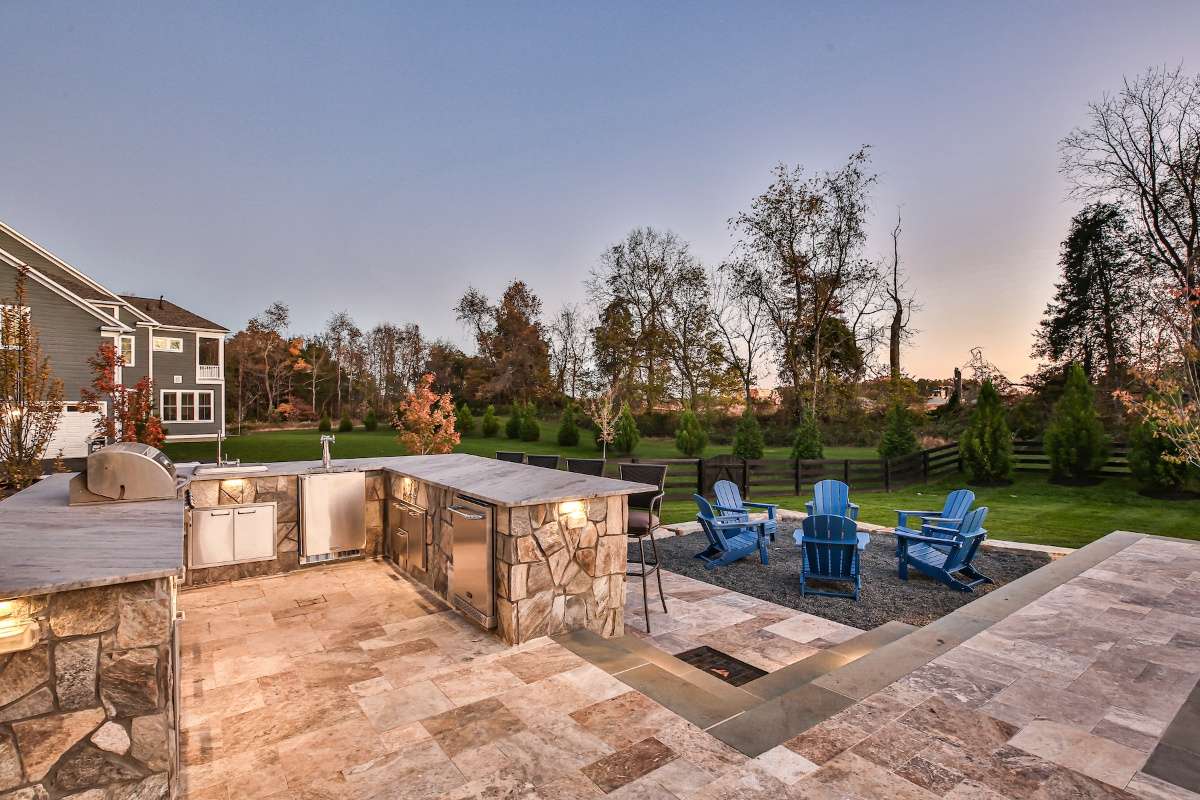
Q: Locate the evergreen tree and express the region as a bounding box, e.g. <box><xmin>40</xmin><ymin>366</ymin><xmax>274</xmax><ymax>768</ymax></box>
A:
<box><xmin>1033</xmin><ymin>203</ymin><xmax>1138</xmax><ymax>382</ymax></box>
<box><xmin>520</xmin><ymin>404</ymin><xmax>541</xmax><ymax>442</ymax></box>
<box><xmin>878</xmin><ymin>402</ymin><xmax>918</xmax><ymax>459</ymax></box>
<box><xmin>1128</xmin><ymin>414</ymin><xmax>1194</xmax><ymax>494</ymax></box>
<box><xmin>318</xmin><ymin>413</ymin><xmax>332</xmax><ymax>432</ymax></box>
<box><xmin>790</xmin><ymin>408</ymin><xmax>824</xmax><ymax>460</ymax></box>
<box><xmin>557</xmin><ymin>404</ymin><xmax>580</xmax><ymax>447</ymax></box>
<box><xmin>505</xmin><ymin>403</ymin><xmax>524</xmax><ymax>439</ymax></box>
<box><xmin>1044</xmin><ymin>363</ymin><xmax>1107</xmax><ymax>481</ymax></box>
<box><xmin>674</xmin><ymin>407</ymin><xmax>708</xmax><ymax>457</ymax></box>
<box><xmin>338</xmin><ymin>411</ymin><xmax>353</xmax><ymax>432</ymax></box>
<box><xmin>613</xmin><ymin>402</ymin><xmax>640</xmax><ymax>455</ymax></box>
<box><xmin>363</xmin><ymin>408</ymin><xmax>379</xmax><ymax>431</ymax></box>
<box><xmin>457</xmin><ymin>403</ymin><xmax>475</xmax><ymax>436</ymax></box>
<box><xmin>960</xmin><ymin>380</ymin><xmax>1013</xmax><ymax>483</ymax></box>
<box><xmin>481</xmin><ymin>404</ymin><xmax>500</xmax><ymax>437</ymax></box>
<box><xmin>732</xmin><ymin>408</ymin><xmax>765</xmax><ymax>459</ymax></box>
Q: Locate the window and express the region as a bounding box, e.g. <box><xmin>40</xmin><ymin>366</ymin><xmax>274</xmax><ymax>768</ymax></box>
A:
<box><xmin>197</xmin><ymin>335</ymin><xmax>222</xmax><ymax>381</ymax></box>
<box><xmin>119</xmin><ymin>335</ymin><xmax>135</xmax><ymax>367</ymax></box>
<box><xmin>0</xmin><ymin>306</ymin><xmax>30</xmax><ymax>350</ymax></box>
<box><xmin>153</xmin><ymin>336</ymin><xmax>183</xmax><ymax>353</ymax></box>
<box><xmin>160</xmin><ymin>390</ymin><xmax>214</xmax><ymax>423</ymax></box>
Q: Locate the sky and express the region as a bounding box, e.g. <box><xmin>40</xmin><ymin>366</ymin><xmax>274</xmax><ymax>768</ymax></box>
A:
<box><xmin>2</xmin><ymin>1</ymin><xmax>1198</xmax><ymax>383</ymax></box>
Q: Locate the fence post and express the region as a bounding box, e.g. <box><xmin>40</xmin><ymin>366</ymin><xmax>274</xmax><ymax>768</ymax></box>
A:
<box><xmin>922</xmin><ymin>450</ymin><xmax>930</xmax><ymax>483</ymax></box>
<box><xmin>843</xmin><ymin>459</ymin><xmax>850</xmax><ymax>484</ymax></box>
<box><xmin>794</xmin><ymin>458</ymin><xmax>801</xmax><ymax>495</ymax></box>
<box><xmin>884</xmin><ymin>458</ymin><xmax>891</xmax><ymax>492</ymax></box>
<box><xmin>696</xmin><ymin>458</ymin><xmax>704</xmax><ymax>496</ymax></box>
<box><xmin>742</xmin><ymin>459</ymin><xmax>750</xmax><ymax>497</ymax></box>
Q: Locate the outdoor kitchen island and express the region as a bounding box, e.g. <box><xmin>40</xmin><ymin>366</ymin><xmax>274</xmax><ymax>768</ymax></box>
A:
<box><xmin>183</xmin><ymin>453</ymin><xmax>657</xmax><ymax>645</ymax></box>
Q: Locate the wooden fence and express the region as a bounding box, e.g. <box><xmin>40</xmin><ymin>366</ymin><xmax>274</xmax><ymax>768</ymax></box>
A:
<box><xmin>1012</xmin><ymin>439</ymin><xmax>1131</xmax><ymax>475</ymax></box>
<box><xmin>608</xmin><ymin>442</ymin><xmax>962</xmax><ymax>502</ymax></box>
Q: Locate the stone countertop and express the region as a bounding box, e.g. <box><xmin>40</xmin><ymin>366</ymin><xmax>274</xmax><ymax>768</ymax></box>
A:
<box><xmin>0</xmin><ymin>473</ymin><xmax>185</xmax><ymax>601</ymax></box>
<box><xmin>183</xmin><ymin>453</ymin><xmax>657</xmax><ymax>507</ymax></box>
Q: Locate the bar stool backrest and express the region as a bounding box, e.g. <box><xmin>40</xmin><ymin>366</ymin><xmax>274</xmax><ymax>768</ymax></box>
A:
<box><xmin>566</xmin><ymin>458</ymin><xmax>605</xmax><ymax>476</ymax></box>
<box><xmin>526</xmin><ymin>454</ymin><xmax>560</xmax><ymax>469</ymax></box>
<box><xmin>496</xmin><ymin>451</ymin><xmax>525</xmax><ymax>463</ymax></box>
<box><xmin>619</xmin><ymin>463</ymin><xmax>668</xmax><ymax>511</ymax></box>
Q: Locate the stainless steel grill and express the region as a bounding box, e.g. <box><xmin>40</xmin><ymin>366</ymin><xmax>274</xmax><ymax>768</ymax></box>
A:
<box><xmin>68</xmin><ymin>442</ymin><xmax>180</xmax><ymax>505</ymax></box>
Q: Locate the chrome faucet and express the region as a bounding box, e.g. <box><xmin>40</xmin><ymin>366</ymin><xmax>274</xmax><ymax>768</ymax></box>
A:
<box><xmin>320</xmin><ymin>434</ymin><xmax>336</xmax><ymax>470</ymax></box>
<box><xmin>216</xmin><ymin>433</ymin><xmax>239</xmax><ymax>468</ymax></box>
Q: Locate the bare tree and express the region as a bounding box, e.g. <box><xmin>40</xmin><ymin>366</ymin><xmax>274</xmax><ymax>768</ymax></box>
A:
<box><xmin>323</xmin><ymin>311</ymin><xmax>360</xmax><ymax>415</ymax></box>
<box><xmin>711</xmin><ymin>264</ymin><xmax>768</xmax><ymax>404</ymax></box>
<box><xmin>885</xmin><ymin>213</ymin><xmax>916</xmax><ymax>380</ymax></box>
<box><xmin>548</xmin><ymin>304</ymin><xmax>590</xmax><ymax>399</ymax></box>
<box><xmin>1061</xmin><ymin>65</ymin><xmax>1200</xmax><ymax>352</ymax></box>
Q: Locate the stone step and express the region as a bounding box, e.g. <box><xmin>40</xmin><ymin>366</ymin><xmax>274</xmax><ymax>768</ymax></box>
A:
<box><xmin>741</xmin><ymin>620</ymin><xmax>915</xmax><ymax>701</ymax></box>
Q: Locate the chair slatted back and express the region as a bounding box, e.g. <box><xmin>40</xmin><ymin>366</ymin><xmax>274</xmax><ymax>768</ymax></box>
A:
<box><xmin>692</xmin><ymin>494</ymin><xmax>728</xmax><ymax>551</ymax></box>
<box><xmin>713</xmin><ymin>480</ymin><xmax>750</xmax><ymax>522</ymax></box>
<box><xmin>811</xmin><ymin>480</ymin><xmax>852</xmax><ymax>517</ymax></box>
<box><xmin>942</xmin><ymin>489</ymin><xmax>975</xmax><ymax>522</ymax></box>
<box><xmin>526</xmin><ymin>454</ymin><xmax>560</xmax><ymax>470</ymax></box>
<box><xmin>496</xmin><ymin>451</ymin><xmax>525</xmax><ymax>464</ymax></box>
<box><xmin>566</xmin><ymin>458</ymin><xmax>605</xmax><ymax>476</ymax></box>
<box><xmin>800</xmin><ymin>514</ymin><xmax>858</xmax><ymax>579</ymax></box>
<box><xmin>944</xmin><ymin>506</ymin><xmax>988</xmax><ymax>571</ymax></box>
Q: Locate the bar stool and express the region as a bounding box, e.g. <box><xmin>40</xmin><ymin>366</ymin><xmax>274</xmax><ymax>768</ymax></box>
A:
<box><xmin>566</xmin><ymin>458</ymin><xmax>605</xmax><ymax>476</ymax></box>
<box><xmin>496</xmin><ymin>451</ymin><xmax>525</xmax><ymax>463</ymax></box>
<box><xmin>619</xmin><ymin>463</ymin><xmax>669</xmax><ymax>632</ymax></box>
<box><xmin>527</xmin><ymin>454</ymin><xmax>560</xmax><ymax>469</ymax></box>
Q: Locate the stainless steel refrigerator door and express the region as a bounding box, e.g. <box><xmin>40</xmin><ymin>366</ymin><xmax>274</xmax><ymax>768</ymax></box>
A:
<box><xmin>299</xmin><ymin>471</ymin><xmax>367</xmax><ymax>557</ymax></box>
<box><xmin>448</xmin><ymin>495</ymin><xmax>494</xmax><ymax>628</ymax></box>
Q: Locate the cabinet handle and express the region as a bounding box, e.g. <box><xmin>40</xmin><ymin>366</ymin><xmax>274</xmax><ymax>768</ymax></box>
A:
<box><xmin>210</xmin><ymin>510</ymin><xmax>231</xmax><ymax>517</ymax></box>
<box><xmin>237</xmin><ymin>509</ymin><xmax>257</xmax><ymax>515</ymax></box>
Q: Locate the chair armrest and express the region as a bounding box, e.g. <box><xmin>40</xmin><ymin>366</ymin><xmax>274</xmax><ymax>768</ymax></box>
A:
<box><xmin>650</xmin><ymin>493</ymin><xmax>664</xmax><ymax>520</ymax></box>
<box><xmin>743</xmin><ymin>501</ymin><xmax>778</xmax><ymax>512</ymax></box>
<box><xmin>923</xmin><ymin>524</ymin><xmax>962</xmax><ymax>536</ymax></box>
<box><xmin>713</xmin><ymin>504</ymin><xmax>747</xmax><ymax>514</ymax></box>
<box><xmin>709</xmin><ymin>517</ymin><xmax>755</xmax><ymax>530</ymax></box>
<box><xmin>923</xmin><ymin>516</ymin><xmax>962</xmax><ymax>526</ymax></box>
<box><xmin>895</xmin><ymin>530</ymin><xmax>957</xmax><ymax>545</ymax></box>
<box><xmin>894</xmin><ymin>509</ymin><xmax>938</xmax><ymax>516</ymax></box>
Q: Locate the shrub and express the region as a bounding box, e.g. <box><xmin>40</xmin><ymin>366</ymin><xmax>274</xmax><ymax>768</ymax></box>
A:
<box><xmin>960</xmin><ymin>380</ymin><xmax>1012</xmax><ymax>484</ymax></box>
<box><xmin>557</xmin><ymin>404</ymin><xmax>580</xmax><ymax>447</ymax></box>
<box><xmin>1128</xmin><ymin>414</ymin><xmax>1193</xmax><ymax>494</ymax></box>
<box><xmin>790</xmin><ymin>409</ymin><xmax>824</xmax><ymax>460</ymax></box>
<box><xmin>481</xmin><ymin>405</ymin><xmax>500</xmax><ymax>437</ymax></box>
<box><xmin>674</xmin><ymin>407</ymin><xmax>708</xmax><ymax>457</ymax></box>
<box><xmin>613</xmin><ymin>402</ymin><xmax>640</xmax><ymax>455</ymax></box>
<box><xmin>318</xmin><ymin>413</ymin><xmax>332</xmax><ymax>433</ymax></box>
<box><xmin>363</xmin><ymin>409</ymin><xmax>379</xmax><ymax>432</ymax></box>
<box><xmin>457</xmin><ymin>403</ymin><xmax>475</xmax><ymax>436</ymax></box>
<box><xmin>1044</xmin><ymin>363</ymin><xmax>1107</xmax><ymax>481</ymax></box>
<box><xmin>520</xmin><ymin>408</ymin><xmax>541</xmax><ymax>442</ymax></box>
<box><xmin>878</xmin><ymin>402</ymin><xmax>918</xmax><ymax>459</ymax></box>
<box><xmin>338</xmin><ymin>412</ymin><xmax>353</xmax><ymax>433</ymax></box>
<box><xmin>732</xmin><ymin>408</ymin><xmax>764</xmax><ymax>459</ymax></box>
<box><xmin>505</xmin><ymin>403</ymin><xmax>524</xmax><ymax>439</ymax></box>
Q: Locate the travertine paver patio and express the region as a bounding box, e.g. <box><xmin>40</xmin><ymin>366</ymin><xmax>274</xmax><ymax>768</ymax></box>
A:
<box><xmin>176</xmin><ymin>535</ymin><xmax>1200</xmax><ymax>799</ymax></box>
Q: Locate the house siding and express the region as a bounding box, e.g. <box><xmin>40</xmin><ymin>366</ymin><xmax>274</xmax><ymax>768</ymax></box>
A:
<box><xmin>152</xmin><ymin>328</ymin><xmax>224</xmax><ymax>438</ymax></box>
<box><xmin>0</xmin><ymin>263</ymin><xmax>105</xmax><ymax>397</ymax></box>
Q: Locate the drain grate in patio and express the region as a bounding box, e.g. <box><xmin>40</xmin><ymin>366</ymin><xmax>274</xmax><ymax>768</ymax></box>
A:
<box><xmin>675</xmin><ymin>646</ymin><xmax>767</xmax><ymax>687</ymax></box>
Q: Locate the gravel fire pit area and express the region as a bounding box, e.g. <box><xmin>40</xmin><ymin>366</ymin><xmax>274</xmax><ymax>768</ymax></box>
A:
<box><xmin>642</xmin><ymin>523</ymin><xmax>1051</xmax><ymax>629</ymax></box>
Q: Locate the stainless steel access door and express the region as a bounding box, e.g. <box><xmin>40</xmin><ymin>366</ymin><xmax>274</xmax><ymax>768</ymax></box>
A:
<box><xmin>299</xmin><ymin>471</ymin><xmax>366</xmax><ymax>557</ymax></box>
<box><xmin>448</xmin><ymin>494</ymin><xmax>495</xmax><ymax>629</ymax></box>
<box><xmin>389</xmin><ymin>499</ymin><xmax>427</xmax><ymax>572</ymax></box>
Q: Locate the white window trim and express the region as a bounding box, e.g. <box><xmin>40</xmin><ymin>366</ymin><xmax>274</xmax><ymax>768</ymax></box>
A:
<box><xmin>0</xmin><ymin>305</ymin><xmax>30</xmax><ymax>350</ymax></box>
<box><xmin>153</xmin><ymin>336</ymin><xmax>184</xmax><ymax>353</ymax></box>
<box><xmin>160</xmin><ymin>389</ymin><xmax>215</xmax><ymax>424</ymax></box>
<box><xmin>119</xmin><ymin>335</ymin><xmax>136</xmax><ymax>367</ymax></box>
<box><xmin>195</xmin><ymin>333</ymin><xmax>224</xmax><ymax>383</ymax></box>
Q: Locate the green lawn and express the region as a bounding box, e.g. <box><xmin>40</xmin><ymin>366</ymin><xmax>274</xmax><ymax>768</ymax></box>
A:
<box><xmin>163</xmin><ymin>420</ymin><xmax>876</xmax><ymax>464</ymax></box>
<box><xmin>164</xmin><ymin>424</ymin><xmax>1200</xmax><ymax>550</ymax></box>
<box><xmin>663</xmin><ymin>473</ymin><xmax>1200</xmax><ymax>548</ymax></box>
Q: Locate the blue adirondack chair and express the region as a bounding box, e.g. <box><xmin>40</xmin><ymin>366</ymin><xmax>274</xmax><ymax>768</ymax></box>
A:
<box><xmin>794</xmin><ymin>514</ymin><xmax>862</xmax><ymax>600</ymax></box>
<box><xmin>895</xmin><ymin>489</ymin><xmax>975</xmax><ymax>531</ymax></box>
<box><xmin>804</xmin><ymin>480</ymin><xmax>860</xmax><ymax>521</ymax></box>
<box><xmin>713</xmin><ymin>479</ymin><xmax>779</xmax><ymax>542</ymax></box>
<box><xmin>692</xmin><ymin>494</ymin><xmax>769</xmax><ymax>570</ymax></box>
<box><xmin>895</xmin><ymin>506</ymin><xmax>993</xmax><ymax>592</ymax></box>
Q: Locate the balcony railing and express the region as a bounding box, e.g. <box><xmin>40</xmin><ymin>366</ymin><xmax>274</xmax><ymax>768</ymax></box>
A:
<box><xmin>197</xmin><ymin>364</ymin><xmax>221</xmax><ymax>381</ymax></box>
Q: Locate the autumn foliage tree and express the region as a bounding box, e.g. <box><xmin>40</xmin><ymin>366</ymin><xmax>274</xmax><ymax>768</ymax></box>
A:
<box><xmin>79</xmin><ymin>343</ymin><xmax>165</xmax><ymax>448</ymax></box>
<box><xmin>393</xmin><ymin>373</ymin><xmax>460</xmax><ymax>455</ymax></box>
<box><xmin>0</xmin><ymin>269</ymin><xmax>65</xmax><ymax>487</ymax></box>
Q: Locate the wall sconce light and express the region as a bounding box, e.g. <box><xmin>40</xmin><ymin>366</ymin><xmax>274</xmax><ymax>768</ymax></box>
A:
<box><xmin>559</xmin><ymin>500</ymin><xmax>587</xmax><ymax>529</ymax></box>
<box><xmin>0</xmin><ymin>600</ymin><xmax>38</xmax><ymax>654</ymax></box>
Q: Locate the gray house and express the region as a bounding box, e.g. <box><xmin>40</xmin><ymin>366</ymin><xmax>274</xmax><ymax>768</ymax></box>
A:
<box><xmin>0</xmin><ymin>220</ymin><xmax>228</xmax><ymax>455</ymax></box>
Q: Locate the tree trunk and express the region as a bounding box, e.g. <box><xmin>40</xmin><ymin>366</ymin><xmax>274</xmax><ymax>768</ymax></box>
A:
<box><xmin>889</xmin><ymin>303</ymin><xmax>903</xmax><ymax>381</ymax></box>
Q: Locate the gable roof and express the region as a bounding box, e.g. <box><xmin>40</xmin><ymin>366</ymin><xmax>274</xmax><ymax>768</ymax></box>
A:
<box><xmin>121</xmin><ymin>295</ymin><xmax>228</xmax><ymax>332</ymax></box>
<box><xmin>0</xmin><ymin>222</ymin><xmax>126</xmax><ymax>304</ymax></box>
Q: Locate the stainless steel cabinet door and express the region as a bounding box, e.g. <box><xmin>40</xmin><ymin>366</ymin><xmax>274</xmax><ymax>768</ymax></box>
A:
<box><xmin>234</xmin><ymin>506</ymin><xmax>276</xmax><ymax>561</ymax></box>
<box><xmin>191</xmin><ymin>508</ymin><xmax>235</xmax><ymax>567</ymax></box>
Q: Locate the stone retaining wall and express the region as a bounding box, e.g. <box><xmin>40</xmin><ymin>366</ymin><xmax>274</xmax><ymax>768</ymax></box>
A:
<box><xmin>0</xmin><ymin>578</ymin><xmax>176</xmax><ymax>799</ymax></box>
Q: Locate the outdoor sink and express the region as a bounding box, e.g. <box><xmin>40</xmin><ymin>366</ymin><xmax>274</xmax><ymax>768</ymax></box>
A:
<box><xmin>192</xmin><ymin>464</ymin><xmax>269</xmax><ymax>477</ymax></box>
